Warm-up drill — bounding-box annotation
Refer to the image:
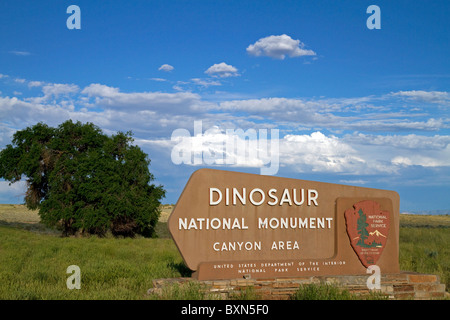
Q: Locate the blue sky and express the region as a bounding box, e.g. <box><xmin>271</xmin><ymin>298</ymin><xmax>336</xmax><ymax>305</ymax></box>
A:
<box><xmin>0</xmin><ymin>0</ymin><xmax>449</xmax><ymax>212</ymax></box>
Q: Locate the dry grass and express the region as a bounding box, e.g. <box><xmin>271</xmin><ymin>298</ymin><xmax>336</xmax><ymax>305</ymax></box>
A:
<box><xmin>0</xmin><ymin>204</ymin><xmax>173</xmax><ymax>224</ymax></box>
<box><xmin>0</xmin><ymin>204</ymin><xmax>40</xmax><ymax>224</ymax></box>
<box><xmin>158</xmin><ymin>205</ymin><xmax>173</xmax><ymax>222</ymax></box>
<box><xmin>400</xmin><ymin>213</ymin><xmax>450</xmax><ymax>228</ymax></box>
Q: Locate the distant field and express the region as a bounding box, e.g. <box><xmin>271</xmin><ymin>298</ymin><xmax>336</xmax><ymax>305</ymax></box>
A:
<box><xmin>159</xmin><ymin>205</ymin><xmax>173</xmax><ymax>222</ymax></box>
<box><xmin>0</xmin><ymin>204</ymin><xmax>174</xmax><ymax>236</ymax></box>
<box><xmin>0</xmin><ymin>204</ymin><xmax>448</xmax><ymax>299</ymax></box>
<box><xmin>399</xmin><ymin>213</ymin><xmax>450</xmax><ymax>228</ymax></box>
<box><xmin>0</xmin><ymin>204</ymin><xmax>175</xmax><ymax>224</ymax></box>
<box><xmin>0</xmin><ymin>204</ymin><xmax>40</xmax><ymax>223</ymax></box>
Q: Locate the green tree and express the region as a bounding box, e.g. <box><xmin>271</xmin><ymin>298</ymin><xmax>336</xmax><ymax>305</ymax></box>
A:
<box><xmin>356</xmin><ymin>209</ymin><xmax>369</xmax><ymax>247</ymax></box>
<box><xmin>0</xmin><ymin>120</ymin><xmax>165</xmax><ymax>237</ymax></box>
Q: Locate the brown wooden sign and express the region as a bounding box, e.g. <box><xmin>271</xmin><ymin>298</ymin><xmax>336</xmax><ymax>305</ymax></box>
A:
<box><xmin>168</xmin><ymin>169</ymin><xmax>399</xmax><ymax>280</ymax></box>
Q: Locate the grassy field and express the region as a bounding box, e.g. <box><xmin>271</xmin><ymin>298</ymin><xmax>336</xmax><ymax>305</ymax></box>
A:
<box><xmin>399</xmin><ymin>214</ymin><xmax>449</xmax><ymax>290</ymax></box>
<box><xmin>0</xmin><ymin>205</ymin><xmax>448</xmax><ymax>299</ymax></box>
<box><xmin>0</xmin><ymin>204</ymin><xmax>186</xmax><ymax>299</ymax></box>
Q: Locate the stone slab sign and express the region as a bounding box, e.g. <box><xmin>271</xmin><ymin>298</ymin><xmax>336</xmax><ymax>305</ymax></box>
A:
<box><xmin>168</xmin><ymin>169</ymin><xmax>399</xmax><ymax>280</ymax></box>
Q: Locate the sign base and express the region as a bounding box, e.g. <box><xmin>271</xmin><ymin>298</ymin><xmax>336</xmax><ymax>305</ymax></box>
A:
<box><xmin>150</xmin><ymin>272</ymin><xmax>446</xmax><ymax>300</ymax></box>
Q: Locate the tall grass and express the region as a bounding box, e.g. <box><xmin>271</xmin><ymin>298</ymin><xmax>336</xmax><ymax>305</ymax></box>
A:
<box><xmin>290</xmin><ymin>283</ymin><xmax>388</xmax><ymax>300</ymax></box>
<box><xmin>399</xmin><ymin>225</ymin><xmax>449</xmax><ymax>290</ymax></box>
<box><xmin>0</xmin><ymin>225</ymin><xmax>185</xmax><ymax>299</ymax></box>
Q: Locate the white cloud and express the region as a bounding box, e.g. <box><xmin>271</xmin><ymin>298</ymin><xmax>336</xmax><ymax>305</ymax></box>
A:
<box><xmin>140</xmin><ymin>126</ymin><xmax>450</xmax><ymax>178</ymax></box>
<box><xmin>2</xmin><ymin>79</ymin><xmax>446</xmax><ymax>148</ymax></box>
<box><xmin>218</xmin><ymin>97</ymin><xmax>449</xmax><ymax>132</ymax></box>
<box><xmin>150</xmin><ymin>78</ymin><xmax>167</xmax><ymax>82</ymax></box>
<box><xmin>0</xmin><ymin>96</ymin><xmax>98</xmax><ymax>129</ymax></box>
<box><xmin>246</xmin><ymin>34</ymin><xmax>316</xmax><ymax>59</ymax></box>
<box><xmin>144</xmin><ymin>127</ymin><xmax>449</xmax><ymax>175</ymax></box>
<box><xmin>0</xmin><ymin>180</ymin><xmax>27</xmax><ymax>203</ymax></box>
<box><xmin>28</xmin><ymin>81</ymin><xmax>44</xmax><ymax>88</ymax></box>
<box><xmin>391</xmin><ymin>156</ymin><xmax>413</xmax><ymax>166</ymax></box>
<box><xmin>191</xmin><ymin>78</ymin><xmax>222</xmax><ymax>87</ymax></box>
<box><xmin>9</xmin><ymin>51</ymin><xmax>31</xmax><ymax>56</ymax></box>
<box><xmin>21</xmin><ymin>83</ymin><xmax>80</xmax><ymax>104</ymax></box>
<box><xmin>346</xmin><ymin>118</ymin><xmax>446</xmax><ymax>132</ymax></box>
<box><xmin>339</xmin><ymin>179</ymin><xmax>369</xmax><ymax>185</ymax></box>
<box><xmin>158</xmin><ymin>64</ymin><xmax>174</xmax><ymax>72</ymax></box>
<box><xmin>42</xmin><ymin>83</ymin><xmax>79</xmax><ymax>97</ymax></box>
<box><xmin>391</xmin><ymin>153</ymin><xmax>450</xmax><ymax>168</ymax></box>
<box><xmin>0</xmin><ymin>124</ymin><xmax>16</xmax><ymax>146</ymax></box>
<box><xmin>391</xmin><ymin>90</ymin><xmax>449</xmax><ymax>104</ymax></box>
<box><xmin>205</xmin><ymin>62</ymin><xmax>239</xmax><ymax>78</ymax></box>
<box><xmin>343</xmin><ymin>133</ymin><xmax>450</xmax><ymax>150</ymax></box>
<box><xmin>82</xmin><ymin>83</ymin><xmax>120</xmax><ymax>97</ymax></box>
<box><xmin>280</xmin><ymin>132</ymin><xmax>367</xmax><ymax>173</ymax></box>
<box><xmin>342</xmin><ymin>133</ymin><xmax>450</xmax><ymax>170</ymax></box>
<box><xmin>81</xmin><ymin>83</ymin><xmax>213</xmax><ymax>114</ymax></box>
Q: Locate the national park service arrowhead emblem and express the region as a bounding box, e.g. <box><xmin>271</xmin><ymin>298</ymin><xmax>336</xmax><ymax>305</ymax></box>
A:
<box><xmin>344</xmin><ymin>200</ymin><xmax>390</xmax><ymax>267</ymax></box>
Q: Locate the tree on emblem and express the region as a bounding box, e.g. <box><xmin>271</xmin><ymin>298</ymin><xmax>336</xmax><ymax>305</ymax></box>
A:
<box><xmin>355</xmin><ymin>208</ymin><xmax>382</xmax><ymax>248</ymax></box>
<box><xmin>356</xmin><ymin>209</ymin><xmax>369</xmax><ymax>247</ymax></box>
